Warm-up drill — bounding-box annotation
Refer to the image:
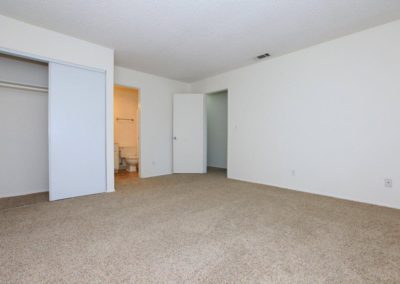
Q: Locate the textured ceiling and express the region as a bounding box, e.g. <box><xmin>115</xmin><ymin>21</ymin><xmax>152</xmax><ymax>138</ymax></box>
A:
<box><xmin>1</xmin><ymin>0</ymin><xmax>400</xmax><ymax>82</ymax></box>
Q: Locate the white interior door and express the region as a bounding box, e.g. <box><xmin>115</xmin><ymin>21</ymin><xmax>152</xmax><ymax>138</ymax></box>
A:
<box><xmin>173</xmin><ymin>94</ymin><xmax>206</xmax><ymax>173</ymax></box>
<box><xmin>49</xmin><ymin>63</ymin><xmax>106</xmax><ymax>201</ymax></box>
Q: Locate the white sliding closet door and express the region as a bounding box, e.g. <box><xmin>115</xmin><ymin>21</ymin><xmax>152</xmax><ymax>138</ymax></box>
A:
<box><xmin>49</xmin><ymin>63</ymin><xmax>106</xmax><ymax>201</ymax></box>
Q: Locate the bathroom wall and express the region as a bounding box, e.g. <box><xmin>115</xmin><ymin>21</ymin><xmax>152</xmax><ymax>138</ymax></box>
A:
<box><xmin>207</xmin><ymin>91</ymin><xmax>228</xmax><ymax>168</ymax></box>
<box><xmin>114</xmin><ymin>85</ymin><xmax>139</xmax><ymax>154</ymax></box>
<box><xmin>0</xmin><ymin>54</ymin><xmax>49</xmax><ymax>197</ymax></box>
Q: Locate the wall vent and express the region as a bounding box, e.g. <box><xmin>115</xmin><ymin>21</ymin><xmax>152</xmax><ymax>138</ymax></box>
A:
<box><xmin>256</xmin><ymin>53</ymin><xmax>270</xmax><ymax>59</ymax></box>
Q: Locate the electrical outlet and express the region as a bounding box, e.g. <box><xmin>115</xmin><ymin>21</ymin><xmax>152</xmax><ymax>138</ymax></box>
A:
<box><xmin>384</xmin><ymin>178</ymin><xmax>392</xmax><ymax>188</ymax></box>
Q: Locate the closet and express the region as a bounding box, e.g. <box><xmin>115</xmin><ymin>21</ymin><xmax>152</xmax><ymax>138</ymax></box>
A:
<box><xmin>0</xmin><ymin>52</ymin><xmax>107</xmax><ymax>201</ymax></box>
<box><xmin>0</xmin><ymin>54</ymin><xmax>49</xmax><ymax>198</ymax></box>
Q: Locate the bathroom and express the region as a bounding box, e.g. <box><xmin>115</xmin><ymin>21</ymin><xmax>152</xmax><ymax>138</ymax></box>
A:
<box><xmin>114</xmin><ymin>85</ymin><xmax>140</xmax><ymax>180</ymax></box>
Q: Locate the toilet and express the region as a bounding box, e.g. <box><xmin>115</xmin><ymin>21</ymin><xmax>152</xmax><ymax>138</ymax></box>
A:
<box><xmin>120</xmin><ymin>146</ymin><xmax>138</xmax><ymax>172</ymax></box>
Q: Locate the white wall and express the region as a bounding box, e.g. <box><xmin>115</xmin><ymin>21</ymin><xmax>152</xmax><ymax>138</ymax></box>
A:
<box><xmin>207</xmin><ymin>91</ymin><xmax>228</xmax><ymax>168</ymax></box>
<box><xmin>0</xmin><ymin>15</ymin><xmax>115</xmax><ymax>192</ymax></box>
<box><xmin>114</xmin><ymin>66</ymin><xmax>190</xmax><ymax>178</ymax></box>
<box><xmin>191</xmin><ymin>20</ymin><xmax>400</xmax><ymax>209</ymax></box>
<box><xmin>0</xmin><ymin>55</ymin><xmax>48</xmax><ymax>197</ymax></box>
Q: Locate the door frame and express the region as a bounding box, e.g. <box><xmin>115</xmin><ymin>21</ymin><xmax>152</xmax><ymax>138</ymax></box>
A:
<box><xmin>0</xmin><ymin>47</ymin><xmax>105</xmax><ymax>73</ymax></box>
<box><xmin>113</xmin><ymin>84</ymin><xmax>143</xmax><ymax>179</ymax></box>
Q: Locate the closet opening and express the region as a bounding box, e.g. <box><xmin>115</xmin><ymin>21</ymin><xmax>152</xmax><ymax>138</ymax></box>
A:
<box><xmin>0</xmin><ymin>53</ymin><xmax>49</xmax><ymax>209</ymax></box>
<box><xmin>114</xmin><ymin>85</ymin><xmax>141</xmax><ymax>188</ymax></box>
<box><xmin>206</xmin><ymin>90</ymin><xmax>228</xmax><ymax>176</ymax></box>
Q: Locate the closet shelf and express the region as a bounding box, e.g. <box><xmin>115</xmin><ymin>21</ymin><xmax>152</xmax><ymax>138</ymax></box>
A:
<box><xmin>0</xmin><ymin>80</ymin><xmax>48</xmax><ymax>93</ymax></box>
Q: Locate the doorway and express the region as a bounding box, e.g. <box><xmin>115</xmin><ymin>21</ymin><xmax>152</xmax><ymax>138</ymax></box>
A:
<box><xmin>206</xmin><ymin>90</ymin><xmax>228</xmax><ymax>174</ymax></box>
<box><xmin>114</xmin><ymin>85</ymin><xmax>141</xmax><ymax>187</ymax></box>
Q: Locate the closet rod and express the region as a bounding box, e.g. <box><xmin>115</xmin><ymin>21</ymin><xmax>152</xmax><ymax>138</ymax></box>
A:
<box><xmin>0</xmin><ymin>80</ymin><xmax>48</xmax><ymax>93</ymax></box>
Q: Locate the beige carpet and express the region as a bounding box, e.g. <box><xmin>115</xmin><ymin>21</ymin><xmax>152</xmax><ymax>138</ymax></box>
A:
<box><xmin>1</xmin><ymin>169</ymin><xmax>399</xmax><ymax>283</ymax></box>
<box><xmin>0</xmin><ymin>191</ymin><xmax>48</xmax><ymax>211</ymax></box>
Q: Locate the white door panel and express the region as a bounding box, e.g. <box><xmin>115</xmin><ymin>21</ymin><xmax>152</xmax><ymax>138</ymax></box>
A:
<box><xmin>173</xmin><ymin>94</ymin><xmax>206</xmax><ymax>173</ymax></box>
<box><xmin>49</xmin><ymin>63</ymin><xmax>106</xmax><ymax>200</ymax></box>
